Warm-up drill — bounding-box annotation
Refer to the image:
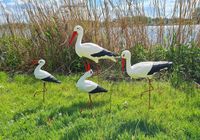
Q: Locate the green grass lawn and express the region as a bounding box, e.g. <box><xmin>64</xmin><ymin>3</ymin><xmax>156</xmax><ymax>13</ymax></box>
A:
<box><xmin>0</xmin><ymin>72</ymin><xmax>199</xmax><ymax>140</ymax></box>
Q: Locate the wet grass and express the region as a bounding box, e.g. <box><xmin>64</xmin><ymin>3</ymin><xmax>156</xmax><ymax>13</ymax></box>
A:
<box><xmin>0</xmin><ymin>72</ymin><xmax>199</xmax><ymax>140</ymax></box>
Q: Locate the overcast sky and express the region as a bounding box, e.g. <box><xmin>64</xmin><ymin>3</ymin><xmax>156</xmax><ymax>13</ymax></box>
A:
<box><xmin>0</xmin><ymin>0</ymin><xmax>196</xmax><ymax>23</ymax></box>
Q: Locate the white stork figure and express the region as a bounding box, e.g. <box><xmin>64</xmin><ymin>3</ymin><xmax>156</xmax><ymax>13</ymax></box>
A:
<box><xmin>121</xmin><ymin>50</ymin><xmax>172</xmax><ymax>108</ymax></box>
<box><xmin>32</xmin><ymin>59</ymin><xmax>61</xmax><ymax>102</ymax></box>
<box><xmin>76</xmin><ymin>65</ymin><xmax>107</xmax><ymax>107</ymax></box>
<box><xmin>69</xmin><ymin>25</ymin><xmax>117</xmax><ymax>71</ymax></box>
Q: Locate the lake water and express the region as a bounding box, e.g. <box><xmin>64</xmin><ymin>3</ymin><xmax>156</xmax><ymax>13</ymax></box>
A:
<box><xmin>147</xmin><ymin>25</ymin><xmax>200</xmax><ymax>44</ymax></box>
<box><xmin>0</xmin><ymin>25</ymin><xmax>200</xmax><ymax>46</ymax></box>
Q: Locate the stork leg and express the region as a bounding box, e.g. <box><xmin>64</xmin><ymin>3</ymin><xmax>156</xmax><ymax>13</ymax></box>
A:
<box><xmin>140</xmin><ymin>79</ymin><xmax>154</xmax><ymax>97</ymax></box>
<box><xmin>34</xmin><ymin>89</ymin><xmax>43</xmax><ymax>97</ymax></box>
<box><xmin>33</xmin><ymin>82</ymin><xmax>47</xmax><ymax>102</ymax></box>
<box><xmin>84</xmin><ymin>62</ymin><xmax>88</xmax><ymax>71</ymax></box>
<box><xmin>96</xmin><ymin>63</ymin><xmax>101</xmax><ymax>82</ymax></box>
<box><xmin>84</xmin><ymin>60</ymin><xmax>91</xmax><ymax>72</ymax></box>
<box><xmin>96</xmin><ymin>63</ymin><xmax>100</xmax><ymax>75</ymax></box>
<box><xmin>139</xmin><ymin>79</ymin><xmax>154</xmax><ymax>109</ymax></box>
<box><xmin>148</xmin><ymin>79</ymin><xmax>153</xmax><ymax>109</ymax></box>
<box><xmin>88</xmin><ymin>94</ymin><xmax>93</xmax><ymax>108</ymax></box>
<box><xmin>80</xmin><ymin>94</ymin><xmax>93</xmax><ymax>113</ymax></box>
<box><xmin>43</xmin><ymin>82</ymin><xmax>47</xmax><ymax>102</ymax></box>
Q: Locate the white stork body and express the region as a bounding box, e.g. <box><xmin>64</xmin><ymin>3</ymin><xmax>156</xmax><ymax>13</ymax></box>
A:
<box><xmin>33</xmin><ymin>59</ymin><xmax>61</xmax><ymax>83</ymax></box>
<box><xmin>76</xmin><ymin>69</ymin><xmax>107</xmax><ymax>94</ymax></box>
<box><xmin>125</xmin><ymin>61</ymin><xmax>171</xmax><ymax>79</ymax></box>
<box><xmin>34</xmin><ymin>65</ymin><xmax>51</xmax><ymax>80</ymax></box>
<box><xmin>121</xmin><ymin>50</ymin><xmax>172</xmax><ymax>79</ymax></box>
<box><xmin>76</xmin><ymin>69</ymin><xmax>107</xmax><ymax>106</ymax></box>
<box><xmin>77</xmin><ymin>78</ymin><xmax>98</xmax><ymax>93</ymax></box>
<box><xmin>69</xmin><ymin>25</ymin><xmax>117</xmax><ymax>63</ymax></box>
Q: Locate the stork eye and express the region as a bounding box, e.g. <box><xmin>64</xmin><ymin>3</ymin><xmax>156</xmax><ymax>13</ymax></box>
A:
<box><xmin>123</xmin><ymin>54</ymin><xmax>125</xmax><ymax>57</ymax></box>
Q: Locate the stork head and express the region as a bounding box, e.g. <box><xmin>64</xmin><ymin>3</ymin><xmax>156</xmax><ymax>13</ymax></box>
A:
<box><xmin>69</xmin><ymin>25</ymin><xmax>83</xmax><ymax>45</ymax></box>
<box><xmin>32</xmin><ymin>59</ymin><xmax>45</xmax><ymax>66</ymax></box>
<box><xmin>121</xmin><ymin>50</ymin><xmax>131</xmax><ymax>73</ymax></box>
<box><xmin>85</xmin><ymin>69</ymin><xmax>94</xmax><ymax>78</ymax></box>
<box><xmin>73</xmin><ymin>25</ymin><xmax>83</xmax><ymax>34</ymax></box>
<box><xmin>121</xmin><ymin>50</ymin><xmax>131</xmax><ymax>59</ymax></box>
<box><xmin>83</xmin><ymin>63</ymin><xmax>93</xmax><ymax>77</ymax></box>
<box><xmin>38</xmin><ymin>59</ymin><xmax>45</xmax><ymax>65</ymax></box>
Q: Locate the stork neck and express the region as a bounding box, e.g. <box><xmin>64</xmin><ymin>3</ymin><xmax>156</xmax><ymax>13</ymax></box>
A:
<box><xmin>125</xmin><ymin>56</ymin><xmax>132</xmax><ymax>72</ymax></box>
<box><xmin>79</xmin><ymin>72</ymin><xmax>91</xmax><ymax>82</ymax></box>
<box><xmin>81</xmin><ymin>73</ymin><xmax>87</xmax><ymax>80</ymax></box>
<box><xmin>77</xmin><ymin>75</ymin><xmax>86</xmax><ymax>85</ymax></box>
<box><xmin>76</xmin><ymin>32</ymin><xmax>83</xmax><ymax>46</ymax></box>
<box><xmin>35</xmin><ymin>63</ymin><xmax>44</xmax><ymax>71</ymax></box>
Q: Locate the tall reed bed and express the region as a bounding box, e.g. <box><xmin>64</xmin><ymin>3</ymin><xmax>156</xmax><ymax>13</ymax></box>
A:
<box><xmin>0</xmin><ymin>0</ymin><xmax>199</xmax><ymax>74</ymax></box>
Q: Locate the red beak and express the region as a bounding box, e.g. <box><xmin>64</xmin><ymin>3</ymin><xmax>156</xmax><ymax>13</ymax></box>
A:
<box><xmin>121</xmin><ymin>58</ymin><xmax>125</xmax><ymax>73</ymax></box>
<box><xmin>84</xmin><ymin>63</ymin><xmax>91</xmax><ymax>72</ymax></box>
<box><xmin>69</xmin><ymin>31</ymin><xmax>78</xmax><ymax>46</ymax></box>
<box><xmin>31</xmin><ymin>60</ymin><xmax>39</xmax><ymax>65</ymax></box>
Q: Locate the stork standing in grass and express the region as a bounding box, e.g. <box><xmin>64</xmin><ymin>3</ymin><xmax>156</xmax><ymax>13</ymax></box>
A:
<box><xmin>69</xmin><ymin>25</ymin><xmax>117</xmax><ymax>71</ymax></box>
<box><xmin>121</xmin><ymin>50</ymin><xmax>172</xmax><ymax>109</ymax></box>
<box><xmin>32</xmin><ymin>59</ymin><xmax>61</xmax><ymax>102</ymax></box>
<box><xmin>76</xmin><ymin>65</ymin><xmax>107</xmax><ymax>107</ymax></box>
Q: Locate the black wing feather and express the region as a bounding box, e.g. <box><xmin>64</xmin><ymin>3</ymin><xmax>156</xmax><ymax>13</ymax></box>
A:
<box><xmin>147</xmin><ymin>62</ymin><xmax>172</xmax><ymax>75</ymax></box>
<box><xmin>42</xmin><ymin>76</ymin><xmax>61</xmax><ymax>83</ymax></box>
<box><xmin>89</xmin><ymin>85</ymin><xmax>108</xmax><ymax>94</ymax></box>
<box><xmin>91</xmin><ymin>50</ymin><xmax>117</xmax><ymax>57</ymax></box>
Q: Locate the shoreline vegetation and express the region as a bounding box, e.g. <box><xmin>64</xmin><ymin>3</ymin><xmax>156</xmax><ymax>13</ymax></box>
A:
<box><xmin>0</xmin><ymin>0</ymin><xmax>199</xmax><ymax>87</ymax></box>
<box><xmin>0</xmin><ymin>16</ymin><xmax>200</xmax><ymax>27</ymax></box>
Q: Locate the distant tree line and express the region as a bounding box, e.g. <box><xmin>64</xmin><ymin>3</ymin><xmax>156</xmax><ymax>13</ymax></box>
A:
<box><xmin>112</xmin><ymin>7</ymin><xmax>200</xmax><ymax>26</ymax></box>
